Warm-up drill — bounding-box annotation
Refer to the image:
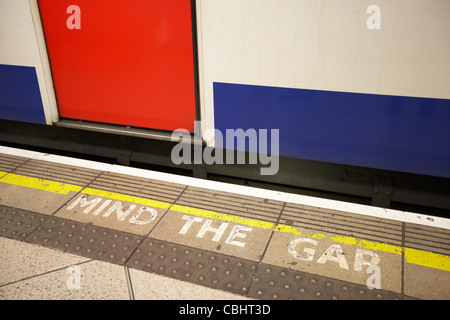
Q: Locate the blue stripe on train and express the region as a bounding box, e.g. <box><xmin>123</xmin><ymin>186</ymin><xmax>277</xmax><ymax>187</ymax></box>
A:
<box><xmin>213</xmin><ymin>82</ymin><xmax>450</xmax><ymax>178</ymax></box>
<box><xmin>0</xmin><ymin>64</ymin><xmax>45</xmax><ymax>124</ymax></box>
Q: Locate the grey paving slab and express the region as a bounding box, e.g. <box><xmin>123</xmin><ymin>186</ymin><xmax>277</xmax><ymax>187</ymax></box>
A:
<box><xmin>0</xmin><ymin>259</ymin><xmax>129</xmax><ymax>300</ymax></box>
<box><xmin>129</xmin><ymin>268</ymin><xmax>250</xmax><ymax>300</ymax></box>
<box><xmin>0</xmin><ymin>237</ymin><xmax>89</xmax><ymax>287</ymax></box>
<box><xmin>126</xmin><ymin>237</ymin><xmax>258</xmax><ymax>296</ymax></box>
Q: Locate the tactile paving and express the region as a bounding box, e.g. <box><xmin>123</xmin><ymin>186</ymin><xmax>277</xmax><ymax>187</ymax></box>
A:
<box><xmin>0</xmin><ymin>205</ymin><xmax>48</xmax><ymax>240</ymax></box>
<box><xmin>13</xmin><ymin>159</ymin><xmax>100</xmax><ymax>186</ymax></box>
<box><xmin>25</xmin><ymin>216</ymin><xmax>144</xmax><ymax>265</ymax></box>
<box><xmin>405</xmin><ymin>223</ymin><xmax>450</xmax><ymax>257</ymax></box>
<box><xmin>248</xmin><ymin>263</ymin><xmax>405</xmax><ymax>300</ymax></box>
<box><xmin>177</xmin><ymin>186</ymin><xmax>284</xmax><ymax>223</ymax></box>
<box><xmin>0</xmin><ymin>204</ymin><xmax>418</xmax><ymax>299</ymax></box>
<box><xmin>280</xmin><ymin>203</ymin><xmax>403</xmax><ymax>246</ymax></box>
<box><xmin>126</xmin><ymin>237</ymin><xmax>258</xmax><ymax>295</ymax></box>
<box><xmin>90</xmin><ymin>171</ymin><xmax>186</xmax><ymax>203</ymax></box>
<box><xmin>0</xmin><ymin>154</ymin><xmax>29</xmax><ymax>172</ymax></box>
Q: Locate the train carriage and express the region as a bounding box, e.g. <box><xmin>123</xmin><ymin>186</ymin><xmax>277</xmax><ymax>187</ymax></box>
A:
<box><xmin>1</xmin><ymin>0</ymin><xmax>449</xmax><ymax>212</ymax></box>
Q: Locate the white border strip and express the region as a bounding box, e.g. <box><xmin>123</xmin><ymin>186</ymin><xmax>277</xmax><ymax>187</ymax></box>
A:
<box><xmin>0</xmin><ymin>145</ymin><xmax>41</xmax><ymax>159</ymax></box>
<box><xmin>1</xmin><ymin>145</ymin><xmax>449</xmax><ymax>230</ymax></box>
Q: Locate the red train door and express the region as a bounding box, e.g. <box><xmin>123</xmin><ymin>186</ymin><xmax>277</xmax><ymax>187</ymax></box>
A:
<box><xmin>38</xmin><ymin>0</ymin><xmax>196</xmax><ymax>132</ymax></box>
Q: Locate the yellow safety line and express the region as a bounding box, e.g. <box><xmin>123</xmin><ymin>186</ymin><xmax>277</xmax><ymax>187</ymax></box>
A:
<box><xmin>405</xmin><ymin>247</ymin><xmax>450</xmax><ymax>272</ymax></box>
<box><xmin>0</xmin><ymin>171</ymin><xmax>449</xmax><ymax>272</ymax></box>
<box><xmin>170</xmin><ymin>204</ymin><xmax>274</xmax><ymax>230</ymax></box>
<box><xmin>274</xmin><ymin>223</ymin><xmax>303</xmax><ymax>235</ymax></box>
<box><xmin>0</xmin><ymin>172</ymin><xmax>83</xmax><ymax>194</ymax></box>
<box><xmin>330</xmin><ymin>235</ymin><xmax>403</xmax><ymax>255</ymax></box>
<box><xmin>82</xmin><ymin>187</ymin><xmax>171</xmax><ymax>209</ymax></box>
<box><xmin>274</xmin><ymin>224</ymin><xmax>450</xmax><ymax>272</ymax></box>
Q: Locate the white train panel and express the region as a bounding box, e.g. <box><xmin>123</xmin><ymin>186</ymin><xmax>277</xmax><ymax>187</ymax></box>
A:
<box><xmin>197</xmin><ymin>0</ymin><xmax>450</xmax><ymax>177</ymax></box>
<box><xmin>0</xmin><ymin>0</ymin><xmax>57</xmax><ymax>124</ymax></box>
<box><xmin>197</xmin><ymin>0</ymin><xmax>450</xmax><ymax>138</ymax></box>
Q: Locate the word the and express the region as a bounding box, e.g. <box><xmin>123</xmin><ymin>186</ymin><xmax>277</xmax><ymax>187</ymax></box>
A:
<box><xmin>172</xmin><ymin>121</ymin><xmax>279</xmax><ymax>176</ymax></box>
<box><xmin>67</xmin><ymin>195</ymin><xmax>158</xmax><ymax>225</ymax></box>
<box><xmin>179</xmin><ymin>215</ymin><xmax>252</xmax><ymax>248</ymax></box>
